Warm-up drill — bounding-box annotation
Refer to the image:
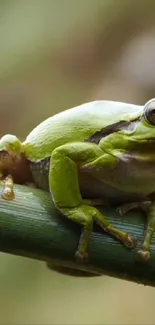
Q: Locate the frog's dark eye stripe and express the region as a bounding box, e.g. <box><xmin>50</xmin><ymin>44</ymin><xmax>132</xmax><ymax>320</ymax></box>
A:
<box><xmin>87</xmin><ymin>120</ymin><xmax>139</xmax><ymax>144</ymax></box>
<box><xmin>144</xmin><ymin>99</ymin><xmax>155</xmax><ymax>125</ymax></box>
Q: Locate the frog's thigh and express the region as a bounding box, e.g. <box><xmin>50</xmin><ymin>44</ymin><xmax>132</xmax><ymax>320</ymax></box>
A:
<box><xmin>49</xmin><ymin>142</ymin><xmax>115</xmax><ymax>207</ymax></box>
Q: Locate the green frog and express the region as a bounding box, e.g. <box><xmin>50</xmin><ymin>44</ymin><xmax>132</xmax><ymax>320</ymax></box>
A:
<box><xmin>0</xmin><ymin>98</ymin><xmax>155</xmax><ymax>263</ymax></box>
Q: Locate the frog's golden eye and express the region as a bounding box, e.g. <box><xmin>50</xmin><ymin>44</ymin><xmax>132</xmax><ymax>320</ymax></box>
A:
<box><xmin>144</xmin><ymin>99</ymin><xmax>155</xmax><ymax>125</ymax></box>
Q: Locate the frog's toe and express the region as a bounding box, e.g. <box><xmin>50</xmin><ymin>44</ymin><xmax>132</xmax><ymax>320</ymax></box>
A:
<box><xmin>124</xmin><ymin>234</ymin><xmax>137</xmax><ymax>249</ymax></box>
<box><xmin>117</xmin><ymin>204</ymin><xmax>133</xmax><ymax>216</ymax></box>
<box><xmin>137</xmin><ymin>248</ymin><xmax>150</xmax><ymax>263</ymax></box>
<box><xmin>116</xmin><ymin>206</ymin><xmax>125</xmax><ymax>216</ymax></box>
<box><xmin>75</xmin><ymin>251</ymin><xmax>89</xmax><ymax>263</ymax></box>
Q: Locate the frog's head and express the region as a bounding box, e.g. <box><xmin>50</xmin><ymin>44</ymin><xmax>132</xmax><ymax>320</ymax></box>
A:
<box><xmin>125</xmin><ymin>99</ymin><xmax>155</xmax><ymax>143</ymax></box>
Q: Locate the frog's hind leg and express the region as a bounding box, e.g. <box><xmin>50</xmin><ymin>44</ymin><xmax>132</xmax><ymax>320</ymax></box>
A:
<box><xmin>117</xmin><ymin>200</ymin><xmax>155</xmax><ymax>262</ymax></box>
<box><xmin>49</xmin><ymin>141</ymin><xmax>136</xmax><ymax>262</ymax></box>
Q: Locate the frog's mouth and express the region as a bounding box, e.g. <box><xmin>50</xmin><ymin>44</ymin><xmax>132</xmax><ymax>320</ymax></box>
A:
<box><xmin>135</xmin><ymin>138</ymin><xmax>155</xmax><ymax>144</ymax></box>
<box><xmin>132</xmin><ymin>139</ymin><xmax>155</xmax><ymax>155</ymax></box>
<box><xmin>147</xmin><ymin>138</ymin><xmax>155</xmax><ymax>142</ymax></box>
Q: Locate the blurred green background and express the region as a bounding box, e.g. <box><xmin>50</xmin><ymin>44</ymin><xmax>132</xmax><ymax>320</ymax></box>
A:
<box><xmin>1</xmin><ymin>0</ymin><xmax>155</xmax><ymax>324</ymax></box>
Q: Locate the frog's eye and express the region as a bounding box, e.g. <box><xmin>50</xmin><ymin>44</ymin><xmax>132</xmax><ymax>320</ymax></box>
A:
<box><xmin>144</xmin><ymin>99</ymin><xmax>155</xmax><ymax>125</ymax></box>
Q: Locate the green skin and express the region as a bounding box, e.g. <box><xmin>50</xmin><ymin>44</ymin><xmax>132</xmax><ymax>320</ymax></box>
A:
<box><xmin>1</xmin><ymin>99</ymin><xmax>155</xmax><ymax>263</ymax></box>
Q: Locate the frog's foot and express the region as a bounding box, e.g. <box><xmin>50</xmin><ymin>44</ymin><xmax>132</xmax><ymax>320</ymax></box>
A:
<box><xmin>1</xmin><ymin>175</ymin><xmax>15</xmax><ymax>200</ymax></box>
<box><xmin>137</xmin><ymin>248</ymin><xmax>150</xmax><ymax>263</ymax></box>
<box><xmin>60</xmin><ymin>205</ymin><xmax>93</xmax><ymax>263</ymax></box>
<box><xmin>104</xmin><ymin>223</ymin><xmax>137</xmax><ymax>249</ymax></box>
<box><xmin>122</xmin><ymin>234</ymin><xmax>137</xmax><ymax>248</ymax></box>
<box><xmin>117</xmin><ymin>200</ymin><xmax>151</xmax><ymax>216</ymax></box>
<box><xmin>60</xmin><ymin>204</ymin><xmax>137</xmax><ymax>263</ymax></box>
<box><xmin>75</xmin><ymin>251</ymin><xmax>89</xmax><ymax>263</ymax></box>
<box><xmin>118</xmin><ymin>200</ymin><xmax>155</xmax><ymax>263</ymax></box>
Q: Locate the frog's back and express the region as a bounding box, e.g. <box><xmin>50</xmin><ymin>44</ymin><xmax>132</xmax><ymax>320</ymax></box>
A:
<box><xmin>24</xmin><ymin>100</ymin><xmax>143</xmax><ymax>161</ymax></box>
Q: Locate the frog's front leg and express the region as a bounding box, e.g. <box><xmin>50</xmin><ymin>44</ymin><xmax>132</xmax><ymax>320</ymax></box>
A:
<box><xmin>118</xmin><ymin>200</ymin><xmax>155</xmax><ymax>262</ymax></box>
<box><xmin>137</xmin><ymin>202</ymin><xmax>155</xmax><ymax>262</ymax></box>
<box><xmin>49</xmin><ymin>142</ymin><xmax>136</xmax><ymax>262</ymax></box>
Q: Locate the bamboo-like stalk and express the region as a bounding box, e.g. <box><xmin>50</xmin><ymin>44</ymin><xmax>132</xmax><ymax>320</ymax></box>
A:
<box><xmin>0</xmin><ymin>183</ymin><xmax>154</xmax><ymax>286</ymax></box>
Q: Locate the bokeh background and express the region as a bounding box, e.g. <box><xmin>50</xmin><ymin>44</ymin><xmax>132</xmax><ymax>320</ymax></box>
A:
<box><xmin>1</xmin><ymin>0</ymin><xmax>155</xmax><ymax>324</ymax></box>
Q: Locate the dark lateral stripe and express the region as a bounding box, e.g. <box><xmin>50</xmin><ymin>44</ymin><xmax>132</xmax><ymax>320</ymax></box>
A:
<box><xmin>86</xmin><ymin>120</ymin><xmax>139</xmax><ymax>145</ymax></box>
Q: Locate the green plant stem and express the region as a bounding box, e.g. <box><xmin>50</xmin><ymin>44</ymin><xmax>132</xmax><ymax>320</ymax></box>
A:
<box><xmin>0</xmin><ymin>183</ymin><xmax>155</xmax><ymax>286</ymax></box>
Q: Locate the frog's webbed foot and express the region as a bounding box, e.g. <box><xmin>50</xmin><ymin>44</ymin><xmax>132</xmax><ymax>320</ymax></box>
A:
<box><xmin>1</xmin><ymin>175</ymin><xmax>15</xmax><ymax>200</ymax></box>
<box><xmin>117</xmin><ymin>199</ymin><xmax>154</xmax><ymax>262</ymax></box>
